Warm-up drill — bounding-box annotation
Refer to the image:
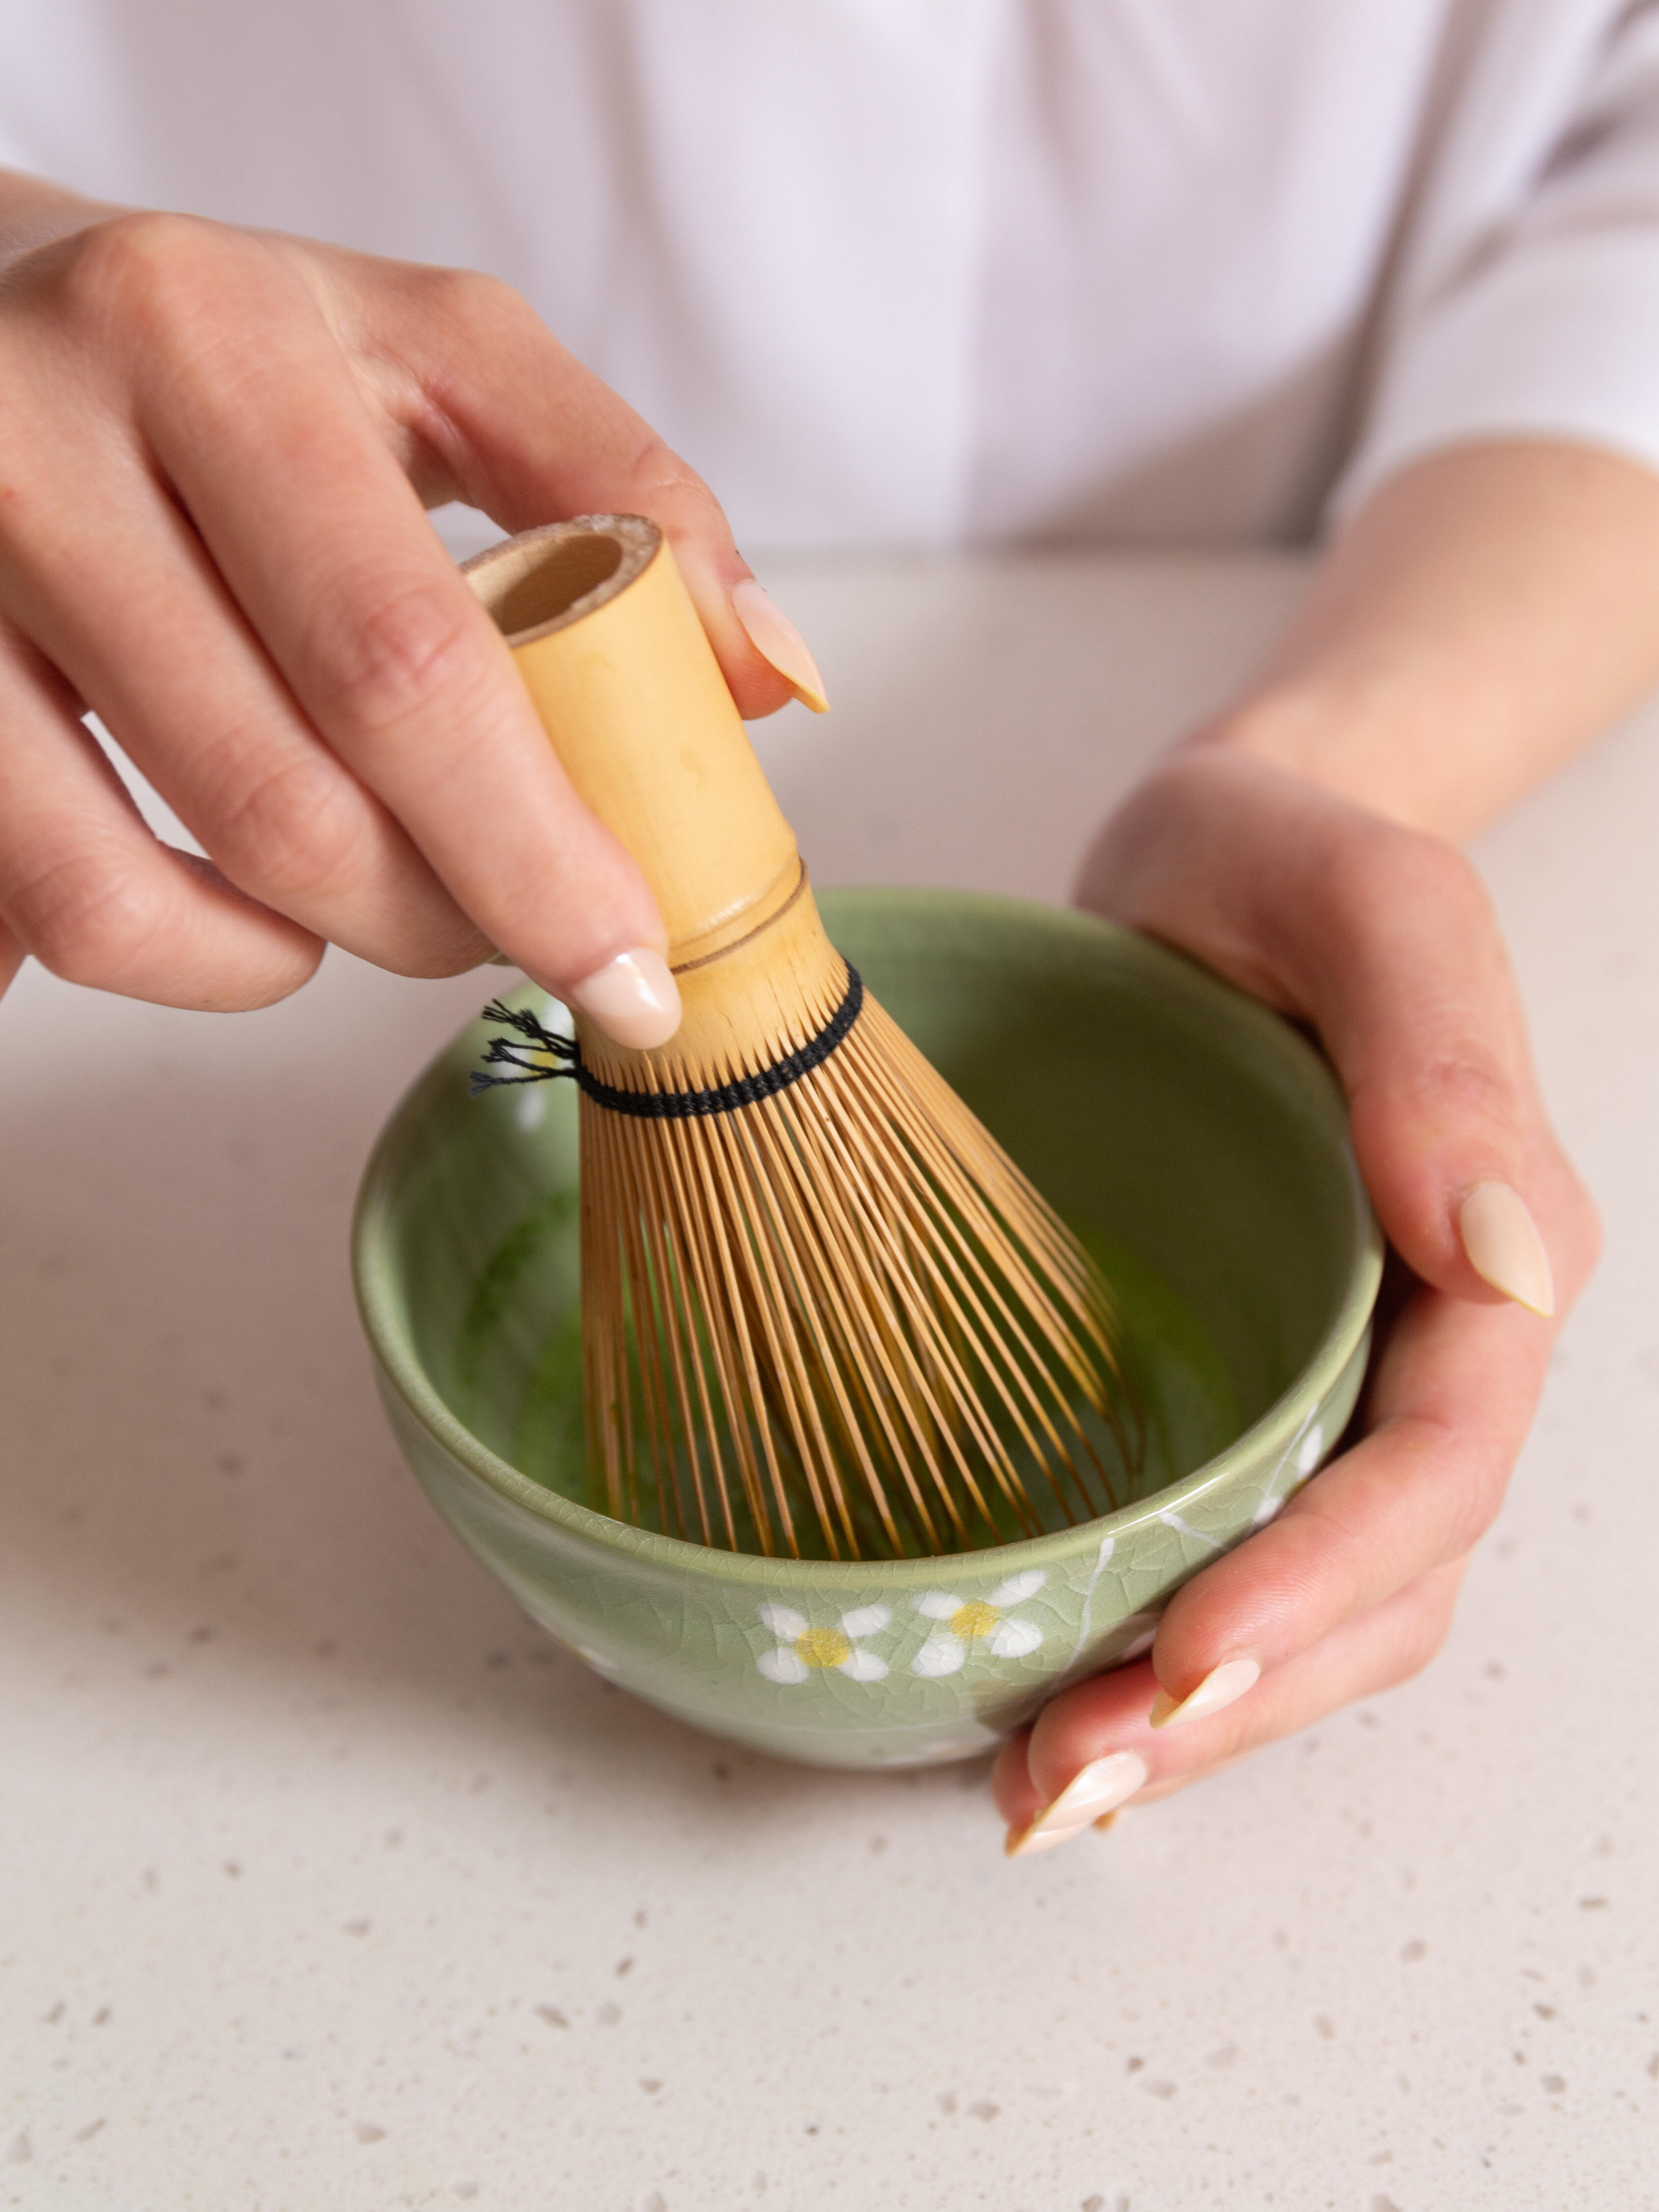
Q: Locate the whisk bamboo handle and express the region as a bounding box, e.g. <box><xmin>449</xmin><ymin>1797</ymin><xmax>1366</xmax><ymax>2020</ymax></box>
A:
<box><xmin>464</xmin><ymin>518</ymin><xmax>801</xmax><ymax>971</ymax></box>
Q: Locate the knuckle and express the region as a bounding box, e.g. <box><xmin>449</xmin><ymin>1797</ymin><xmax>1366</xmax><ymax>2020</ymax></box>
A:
<box><xmin>1439</xmin><ymin>1456</ymin><xmax>1509</xmax><ymax>1558</ymax></box>
<box><xmin>1377</xmin><ymin>1581</ymin><xmax>1458</xmax><ymax>1690</ymax></box>
<box><xmin>1313</xmin><ymin>819</ymin><xmax>1499</xmax><ymax>965</ymax></box>
<box><xmin>625</xmin><ymin>432</ymin><xmax>717</xmax><ymax>513</ymax></box>
<box><xmin>400</xmin><ymin>920</ymin><xmax>496</xmax><ymax>980</ymax></box>
<box><xmin>18</xmin><ymin>847</ymin><xmax>167</xmax><ymax>985</ymax></box>
<box><xmin>213</xmin><ymin>966</ymin><xmax>318</xmax><ymax>1014</ymax></box>
<box><xmin>1344</xmin><ymin>1033</ymin><xmax>1522</xmax><ymax>1169</ymax></box>
<box><xmin>394</xmin><ymin>266</ymin><xmax>550</xmax><ymax>398</ymax></box>
<box><xmin>210</xmin><ymin>751</ymin><xmax>363</xmax><ymax>902</ymax></box>
<box><xmin>1409</xmin><ymin>1039</ymin><xmax>1516</xmax><ymax>1127</ymax></box>
<box><xmin>417</xmin><ymin>262</ymin><xmax>524</xmax><ymax>332</ymax></box>
<box><xmin>1336</xmin><ymin>816</ymin><xmax>1485</xmax><ymax>911</ymax></box>
<box><xmin>57</xmin><ymin>210</ymin><xmax>237</xmax><ymax>339</ymax></box>
<box><xmin>317</xmin><ymin>576</ymin><xmax>479</xmax><ymax>736</ymax></box>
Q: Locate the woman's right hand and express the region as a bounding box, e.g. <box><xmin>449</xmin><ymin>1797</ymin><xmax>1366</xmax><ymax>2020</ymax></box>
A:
<box><xmin>0</xmin><ymin>179</ymin><xmax>825</xmax><ymax>1032</ymax></box>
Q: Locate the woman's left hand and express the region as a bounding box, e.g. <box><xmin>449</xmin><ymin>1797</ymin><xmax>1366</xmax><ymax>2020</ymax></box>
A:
<box><xmin>994</xmin><ymin>744</ymin><xmax>1601</xmax><ymax>1854</ymax></box>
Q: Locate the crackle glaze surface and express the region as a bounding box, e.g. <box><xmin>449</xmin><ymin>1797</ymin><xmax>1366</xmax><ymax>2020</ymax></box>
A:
<box><xmin>355</xmin><ymin>889</ymin><xmax>1380</xmax><ymax>1768</ymax></box>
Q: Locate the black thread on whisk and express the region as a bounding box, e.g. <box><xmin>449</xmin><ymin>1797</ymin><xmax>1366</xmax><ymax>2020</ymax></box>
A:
<box><xmin>470</xmin><ymin>966</ymin><xmax>865</xmax><ymax>1116</ymax></box>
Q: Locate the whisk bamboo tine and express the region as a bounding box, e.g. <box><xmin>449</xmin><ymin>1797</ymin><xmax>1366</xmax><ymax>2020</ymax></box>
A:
<box><xmin>690</xmin><ymin>1112</ymin><xmax>810</xmax><ymax>1557</ymax></box>
<box><xmin>847</xmin><ymin>1016</ymin><xmax>1141</xmax><ymax>1488</ymax></box>
<box><xmin>797</xmin><ymin>1045</ymin><xmax>1100</xmax><ymax>1514</ymax></box>
<box><xmin>850</xmin><ymin>1015</ymin><xmax>1111</xmax><ymax>1372</ymax></box>
<box><xmin>679</xmin><ymin>1126</ymin><xmax>787</xmax><ymax>1554</ymax></box>
<box><xmin>721</xmin><ymin>1106</ymin><xmax>886</xmax><ymax>1557</ymax></box>
<box><xmin>635</xmin><ymin>1127</ymin><xmax>723</xmax><ymax>1546</ymax></box>
<box><xmin>614</xmin><ymin>1134</ymin><xmax>677</xmax><ymax>1531</ymax></box>
<box><xmin>776</xmin><ymin>1091</ymin><xmax>1006</xmax><ymax>1545</ymax></box>
<box><xmin>781</xmin><ymin>1072</ymin><xmax>1047</xmax><ymax>1537</ymax></box>
<box><xmin>736</xmin><ymin>1092</ymin><xmax>959</xmax><ymax>1552</ymax></box>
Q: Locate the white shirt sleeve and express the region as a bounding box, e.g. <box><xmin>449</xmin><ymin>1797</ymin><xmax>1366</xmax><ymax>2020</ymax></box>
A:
<box><xmin>1337</xmin><ymin>6</ymin><xmax>1659</xmax><ymax>518</ymax></box>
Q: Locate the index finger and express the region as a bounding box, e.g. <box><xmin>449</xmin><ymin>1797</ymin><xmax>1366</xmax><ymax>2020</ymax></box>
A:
<box><xmin>132</xmin><ymin>228</ymin><xmax>668</xmax><ymax>1002</ymax></box>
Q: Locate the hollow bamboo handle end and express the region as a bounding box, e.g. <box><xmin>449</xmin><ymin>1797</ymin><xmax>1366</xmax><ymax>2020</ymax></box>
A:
<box><xmin>465</xmin><ymin>519</ymin><xmax>801</xmax><ymax>966</ymax></box>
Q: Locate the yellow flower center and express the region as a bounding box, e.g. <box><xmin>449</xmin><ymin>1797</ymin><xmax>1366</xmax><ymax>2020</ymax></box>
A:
<box><xmin>948</xmin><ymin>1601</ymin><xmax>1000</xmax><ymax>1640</ymax></box>
<box><xmin>794</xmin><ymin>1626</ymin><xmax>853</xmax><ymax>1669</ymax></box>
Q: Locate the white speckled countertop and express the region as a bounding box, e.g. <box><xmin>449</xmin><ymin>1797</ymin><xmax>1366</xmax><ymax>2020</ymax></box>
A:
<box><xmin>4</xmin><ymin>544</ymin><xmax>1657</xmax><ymax>2211</ymax></box>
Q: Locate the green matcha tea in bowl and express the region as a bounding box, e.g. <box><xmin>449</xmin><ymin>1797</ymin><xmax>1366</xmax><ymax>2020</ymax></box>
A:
<box><xmin>352</xmin><ymin>885</ymin><xmax>1382</xmax><ymax>1770</ymax></box>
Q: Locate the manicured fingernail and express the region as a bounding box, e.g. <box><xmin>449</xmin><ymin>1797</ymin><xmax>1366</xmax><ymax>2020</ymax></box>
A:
<box><xmin>568</xmin><ymin>947</ymin><xmax>681</xmax><ymax>1049</ymax></box>
<box><xmin>1004</xmin><ymin>1751</ymin><xmax>1148</xmax><ymax>1858</ymax></box>
<box><xmin>731</xmin><ymin>579</ymin><xmax>829</xmax><ymax>712</ymax></box>
<box><xmin>1458</xmin><ymin>1181</ymin><xmax>1554</xmax><ymax>1316</ymax></box>
<box><xmin>1149</xmin><ymin>1656</ymin><xmax>1261</xmax><ymax>1731</ymax></box>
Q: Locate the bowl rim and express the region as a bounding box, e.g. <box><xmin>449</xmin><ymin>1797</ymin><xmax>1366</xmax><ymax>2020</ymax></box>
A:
<box><xmin>352</xmin><ymin>887</ymin><xmax>1384</xmax><ymax>1588</ymax></box>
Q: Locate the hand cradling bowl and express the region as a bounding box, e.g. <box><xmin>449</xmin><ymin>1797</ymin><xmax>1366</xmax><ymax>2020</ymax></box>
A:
<box><xmin>352</xmin><ymin>887</ymin><xmax>1382</xmax><ymax>1770</ymax></box>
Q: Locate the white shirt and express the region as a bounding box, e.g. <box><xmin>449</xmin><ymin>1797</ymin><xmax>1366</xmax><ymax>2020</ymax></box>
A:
<box><xmin>3</xmin><ymin>1</ymin><xmax>1659</xmax><ymax>551</ymax></box>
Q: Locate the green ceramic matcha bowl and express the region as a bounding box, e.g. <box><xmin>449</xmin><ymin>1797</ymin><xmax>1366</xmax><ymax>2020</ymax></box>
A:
<box><xmin>352</xmin><ymin>888</ymin><xmax>1382</xmax><ymax>1769</ymax></box>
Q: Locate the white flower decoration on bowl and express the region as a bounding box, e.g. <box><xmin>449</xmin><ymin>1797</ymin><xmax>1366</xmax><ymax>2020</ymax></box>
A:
<box><xmin>909</xmin><ymin>1571</ymin><xmax>1048</xmax><ymax>1677</ymax></box>
<box><xmin>756</xmin><ymin>1603</ymin><xmax>891</xmax><ymax>1686</ymax></box>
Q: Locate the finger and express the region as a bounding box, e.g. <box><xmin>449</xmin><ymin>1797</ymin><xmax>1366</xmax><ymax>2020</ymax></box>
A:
<box><xmin>7</xmin><ymin>215</ymin><xmax>663</xmax><ymax>1013</ymax></box>
<box><xmin>310</xmin><ymin>250</ymin><xmax>827</xmax><ymax>716</ymax></box>
<box><xmin>1140</xmin><ymin>1277</ymin><xmax>1538</xmax><ymax>1723</ymax></box>
<box><xmin>1077</xmin><ymin>748</ymin><xmax>1598</xmax><ymax>1309</ymax></box>
<box><xmin>4</xmin><ymin>466</ymin><xmax>497</xmax><ymax>982</ymax></box>
<box><xmin>1</xmin><ymin>229</ymin><xmax>497</xmax><ymax>981</ymax></box>
<box><xmin>119</xmin><ymin>223</ymin><xmax>677</xmax><ymax>1004</ymax></box>
<box><xmin>0</xmin><ymin>627</ymin><xmax>322</xmax><ymax>1009</ymax></box>
<box><xmin>992</xmin><ymin>1559</ymin><xmax>1465</xmax><ymax>1854</ymax></box>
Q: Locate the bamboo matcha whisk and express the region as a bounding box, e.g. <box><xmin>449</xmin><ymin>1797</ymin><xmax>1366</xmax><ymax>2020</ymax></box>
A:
<box><xmin>465</xmin><ymin>517</ymin><xmax>1140</xmax><ymax>1562</ymax></box>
